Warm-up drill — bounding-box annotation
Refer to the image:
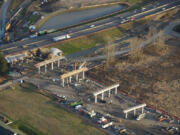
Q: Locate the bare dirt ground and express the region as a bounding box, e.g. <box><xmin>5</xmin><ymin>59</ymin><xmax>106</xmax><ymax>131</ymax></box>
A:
<box><xmin>88</xmin><ymin>38</ymin><xmax>180</xmax><ymax>117</ymax></box>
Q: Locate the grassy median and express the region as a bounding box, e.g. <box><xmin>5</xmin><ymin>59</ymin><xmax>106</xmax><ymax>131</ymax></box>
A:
<box><xmin>52</xmin><ymin>27</ymin><xmax>123</xmax><ymax>55</ymax></box>
<box><xmin>0</xmin><ymin>83</ymin><xmax>106</xmax><ymax>135</ymax></box>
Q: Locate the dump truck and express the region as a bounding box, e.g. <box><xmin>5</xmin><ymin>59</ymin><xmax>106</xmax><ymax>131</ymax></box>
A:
<box><xmin>53</xmin><ymin>34</ymin><xmax>71</xmax><ymax>42</ymax></box>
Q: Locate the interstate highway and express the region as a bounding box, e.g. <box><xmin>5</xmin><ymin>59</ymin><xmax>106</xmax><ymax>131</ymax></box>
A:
<box><xmin>0</xmin><ymin>0</ymin><xmax>180</xmax><ymax>56</ymax></box>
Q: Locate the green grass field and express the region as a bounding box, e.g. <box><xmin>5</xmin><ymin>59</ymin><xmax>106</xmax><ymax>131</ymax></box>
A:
<box><xmin>0</xmin><ymin>83</ymin><xmax>106</xmax><ymax>135</ymax></box>
<box><xmin>53</xmin><ymin>27</ymin><xmax>123</xmax><ymax>55</ymax></box>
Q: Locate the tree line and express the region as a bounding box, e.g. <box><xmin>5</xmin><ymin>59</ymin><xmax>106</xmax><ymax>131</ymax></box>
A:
<box><xmin>0</xmin><ymin>52</ymin><xmax>8</xmax><ymax>76</ymax></box>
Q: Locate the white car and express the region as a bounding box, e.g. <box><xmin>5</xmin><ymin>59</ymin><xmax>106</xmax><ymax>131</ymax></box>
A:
<box><xmin>90</xmin><ymin>25</ymin><xmax>95</xmax><ymax>28</ymax></box>
<box><xmin>162</xmin><ymin>8</ymin><xmax>166</xmax><ymax>11</ymax></box>
<box><xmin>142</xmin><ymin>7</ymin><xmax>146</xmax><ymax>11</ymax></box>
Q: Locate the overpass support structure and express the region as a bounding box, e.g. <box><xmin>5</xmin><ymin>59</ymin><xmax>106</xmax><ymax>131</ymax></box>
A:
<box><xmin>123</xmin><ymin>104</ymin><xmax>146</xmax><ymax>119</ymax></box>
<box><xmin>60</xmin><ymin>67</ymin><xmax>88</xmax><ymax>87</ymax></box>
<box><xmin>34</xmin><ymin>56</ymin><xmax>65</xmax><ymax>74</ymax></box>
<box><xmin>93</xmin><ymin>84</ymin><xmax>119</xmax><ymax>103</ymax></box>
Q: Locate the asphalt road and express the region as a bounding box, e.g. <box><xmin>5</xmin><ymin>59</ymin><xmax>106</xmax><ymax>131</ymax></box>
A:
<box><xmin>40</xmin><ymin>4</ymin><xmax>128</xmax><ymax>30</ymax></box>
<box><xmin>0</xmin><ymin>0</ymin><xmax>12</xmax><ymax>40</ymax></box>
<box><xmin>0</xmin><ymin>0</ymin><xmax>180</xmax><ymax>56</ymax></box>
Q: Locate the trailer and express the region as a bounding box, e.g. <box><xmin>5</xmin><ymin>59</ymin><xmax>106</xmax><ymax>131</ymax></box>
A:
<box><xmin>102</xmin><ymin>122</ymin><xmax>113</xmax><ymax>129</ymax></box>
<box><xmin>53</xmin><ymin>34</ymin><xmax>71</xmax><ymax>42</ymax></box>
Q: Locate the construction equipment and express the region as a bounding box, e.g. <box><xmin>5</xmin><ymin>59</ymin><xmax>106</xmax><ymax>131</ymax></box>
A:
<box><xmin>70</xmin><ymin>100</ymin><xmax>82</xmax><ymax>107</ymax></box>
<box><xmin>136</xmin><ymin>113</ymin><xmax>146</xmax><ymax>120</ymax></box>
<box><xmin>97</xmin><ymin>117</ymin><xmax>107</xmax><ymax>124</ymax></box>
<box><xmin>158</xmin><ymin>115</ymin><xmax>167</xmax><ymax>122</ymax></box>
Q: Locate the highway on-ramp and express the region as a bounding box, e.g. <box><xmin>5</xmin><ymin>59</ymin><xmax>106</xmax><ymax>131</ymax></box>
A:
<box><xmin>0</xmin><ymin>0</ymin><xmax>180</xmax><ymax>56</ymax></box>
<box><xmin>0</xmin><ymin>0</ymin><xmax>12</xmax><ymax>40</ymax></box>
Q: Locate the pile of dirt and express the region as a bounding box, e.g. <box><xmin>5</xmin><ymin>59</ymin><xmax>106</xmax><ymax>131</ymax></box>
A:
<box><xmin>88</xmin><ymin>40</ymin><xmax>180</xmax><ymax>117</ymax></box>
<box><xmin>0</xmin><ymin>77</ymin><xmax>6</xmax><ymax>83</ymax></box>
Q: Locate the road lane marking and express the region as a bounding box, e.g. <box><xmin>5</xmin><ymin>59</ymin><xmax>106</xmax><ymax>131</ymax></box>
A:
<box><xmin>1</xmin><ymin>46</ymin><xmax>17</xmax><ymax>51</ymax></box>
<box><xmin>23</xmin><ymin>40</ymin><xmax>46</xmax><ymax>47</ymax></box>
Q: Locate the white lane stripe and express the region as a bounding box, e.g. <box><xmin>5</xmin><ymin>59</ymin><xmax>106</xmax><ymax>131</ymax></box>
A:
<box><xmin>70</xmin><ymin>22</ymin><xmax>114</xmax><ymax>35</ymax></box>
<box><xmin>23</xmin><ymin>40</ymin><xmax>46</xmax><ymax>47</ymax></box>
<box><xmin>1</xmin><ymin>46</ymin><xmax>17</xmax><ymax>51</ymax></box>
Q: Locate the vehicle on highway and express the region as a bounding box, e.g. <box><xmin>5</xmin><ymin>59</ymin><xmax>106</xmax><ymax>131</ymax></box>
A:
<box><xmin>121</xmin><ymin>19</ymin><xmax>128</xmax><ymax>24</ymax></box>
<box><xmin>53</xmin><ymin>34</ymin><xmax>71</xmax><ymax>42</ymax></box>
<box><xmin>142</xmin><ymin>7</ymin><xmax>146</xmax><ymax>11</ymax></box>
<box><xmin>90</xmin><ymin>25</ymin><xmax>95</xmax><ymax>28</ymax></box>
<box><xmin>162</xmin><ymin>7</ymin><xmax>166</xmax><ymax>11</ymax></box>
<box><xmin>29</xmin><ymin>34</ymin><xmax>38</xmax><ymax>39</ymax></box>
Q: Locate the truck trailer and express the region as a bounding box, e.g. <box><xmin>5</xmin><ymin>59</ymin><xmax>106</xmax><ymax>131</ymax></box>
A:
<box><xmin>53</xmin><ymin>34</ymin><xmax>71</xmax><ymax>42</ymax></box>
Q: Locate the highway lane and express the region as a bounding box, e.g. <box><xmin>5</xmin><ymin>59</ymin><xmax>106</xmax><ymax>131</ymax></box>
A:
<box><xmin>0</xmin><ymin>0</ymin><xmax>12</xmax><ymax>40</ymax></box>
<box><xmin>1</xmin><ymin>0</ymin><xmax>180</xmax><ymax>55</ymax></box>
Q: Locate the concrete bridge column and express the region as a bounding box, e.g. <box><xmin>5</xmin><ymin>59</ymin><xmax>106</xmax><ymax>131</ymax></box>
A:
<box><xmin>125</xmin><ymin>113</ymin><xmax>128</xmax><ymax>119</ymax></box>
<box><xmin>134</xmin><ymin>109</ymin><xmax>136</xmax><ymax>116</ymax></box>
<box><xmin>62</xmin><ymin>79</ymin><xmax>65</xmax><ymax>87</ymax></box>
<box><xmin>95</xmin><ymin>96</ymin><xmax>97</xmax><ymax>103</ymax></box>
<box><xmin>76</xmin><ymin>74</ymin><xmax>79</xmax><ymax>81</ymax></box>
<box><xmin>38</xmin><ymin>67</ymin><xmax>41</xmax><ymax>74</ymax></box>
<box><xmin>45</xmin><ymin>65</ymin><xmax>47</xmax><ymax>73</ymax></box>
<box><xmin>101</xmin><ymin>93</ymin><xmax>104</xmax><ymax>100</ymax></box>
<box><xmin>69</xmin><ymin>77</ymin><xmax>72</xmax><ymax>83</ymax></box>
<box><xmin>108</xmin><ymin>90</ymin><xmax>111</xmax><ymax>97</ymax></box>
<box><xmin>115</xmin><ymin>87</ymin><xmax>117</xmax><ymax>94</ymax></box>
<box><xmin>66</xmin><ymin>78</ymin><xmax>69</xmax><ymax>84</ymax></box>
<box><xmin>142</xmin><ymin>107</ymin><xmax>144</xmax><ymax>113</ymax></box>
<box><xmin>58</xmin><ymin>60</ymin><xmax>60</xmax><ymax>68</ymax></box>
<box><xmin>82</xmin><ymin>71</ymin><xmax>85</xmax><ymax>79</ymax></box>
<box><xmin>51</xmin><ymin>62</ymin><xmax>54</xmax><ymax>70</ymax></box>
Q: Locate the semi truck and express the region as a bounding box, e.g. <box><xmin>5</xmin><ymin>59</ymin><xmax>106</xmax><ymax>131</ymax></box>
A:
<box><xmin>53</xmin><ymin>34</ymin><xmax>71</xmax><ymax>42</ymax></box>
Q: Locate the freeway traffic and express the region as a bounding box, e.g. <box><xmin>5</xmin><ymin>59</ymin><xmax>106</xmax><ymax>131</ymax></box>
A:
<box><xmin>0</xmin><ymin>0</ymin><xmax>180</xmax><ymax>56</ymax></box>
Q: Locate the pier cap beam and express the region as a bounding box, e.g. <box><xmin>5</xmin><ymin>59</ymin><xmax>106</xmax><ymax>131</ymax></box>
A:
<box><xmin>93</xmin><ymin>84</ymin><xmax>119</xmax><ymax>96</ymax></box>
<box><xmin>60</xmin><ymin>67</ymin><xmax>88</xmax><ymax>80</ymax></box>
<box><xmin>123</xmin><ymin>104</ymin><xmax>146</xmax><ymax>114</ymax></box>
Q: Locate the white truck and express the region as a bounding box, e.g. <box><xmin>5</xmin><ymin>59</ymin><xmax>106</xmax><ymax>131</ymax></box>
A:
<box><xmin>53</xmin><ymin>34</ymin><xmax>71</xmax><ymax>42</ymax></box>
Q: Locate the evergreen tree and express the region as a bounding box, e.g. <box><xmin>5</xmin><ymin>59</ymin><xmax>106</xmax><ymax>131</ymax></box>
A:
<box><xmin>0</xmin><ymin>52</ymin><xmax>8</xmax><ymax>75</ymax></box>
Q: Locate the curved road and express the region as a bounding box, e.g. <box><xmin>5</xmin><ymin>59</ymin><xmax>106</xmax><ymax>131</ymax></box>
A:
<box><xmin>0</xmin><ymin>0</ymin><xmax>180</xmax><ymax>55</ymax></box>
<box><xmin>40</xmin><ymin>4</ymin><xmax>128</xmax><ymax>30</ymax></box>
<box><xmin>0</xmin><ymin>0</ymin><xmax>12</xmax><ymax>40</ymax></box>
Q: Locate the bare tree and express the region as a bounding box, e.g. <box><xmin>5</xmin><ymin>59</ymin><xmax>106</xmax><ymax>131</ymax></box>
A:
<box><xmin>129</xmin><ymin>37</ymin><xmax>144</xmax><ymax>62</ymax></box>
<box><xmin>146</xmin><ymin>29</ymin><xmax>167</xmax><ymax>55</ymax></box>
<box><xmin>104</xmin><ymin>36</ymin><xmax>115</xmax><ymax>68</ymax></box>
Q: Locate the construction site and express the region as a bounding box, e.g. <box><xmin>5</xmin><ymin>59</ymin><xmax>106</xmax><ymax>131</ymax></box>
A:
<box><xmin>4</xmin><ymin>33</ymin><xmax>180</xmax><ymax>135</ymax></box>
<box><xmin>1</xmin><ymin>3</ymin><xmax>180</xmax><ymax>135</ymax></box>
